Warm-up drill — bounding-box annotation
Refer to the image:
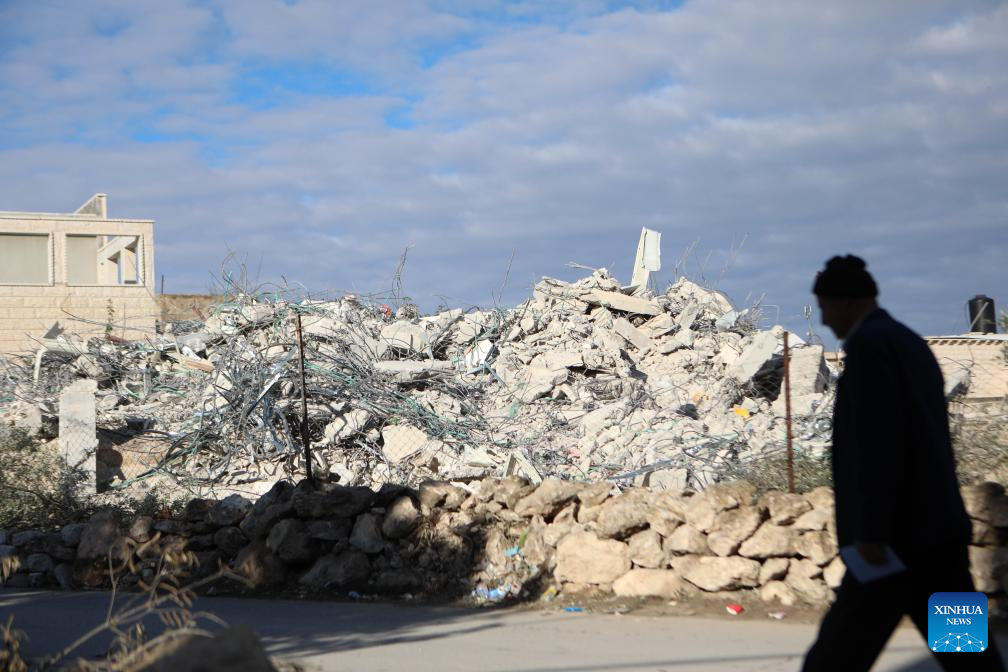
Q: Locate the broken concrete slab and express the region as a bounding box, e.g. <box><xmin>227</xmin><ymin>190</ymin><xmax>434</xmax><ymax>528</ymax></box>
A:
<box><xmin>728</xmin><ymin>331</ymin><xmax>778</xmax><ymax>382</ymax></box>
<box><xmin>517</xmin><ymin>366</ymin><xmax>569</xmax><ymax>403</ymax></box>
<box><xmin>531</xmin><ymin>349</ymin><xmax>584</xmax><ymax>371</ymax></box>
<box><xmin>505</xmin><ymin>451</ymin><xmax>543</xmax><ymax>485</ymax></box>
<box><xmin>772</xmin><ymin>393</ymin><xmax>823</xmax><ymax>417</ymax></box>
<box><xmin>787</xmin><ymin>345</ymin><xmax>830</xmax><ymax>396</ymax></box>
<box><xmin>612</xmin><ymin>318</ymin><xmax>652</xmax><ymax>353</ymax></box>
<box><xmin>324</xmin><ymin>410</ymin><xmax>371</xmax><ymax>444</ymax></box>
<box><xmin>641</xmin><ymin>313</ymin><xmax>676</xmax><ymax>337</ymax></box>
<box><xmin>380</xmin><ymin>321</ymin><xmax>430</xmax><ymax>353</ymax></box>
<box><xmin>373</xmin><ymin>360</ymin><xmax>455</xmax><ymax>383</ymax></box>
<box><xmin>677</xmin><ymin>302</ymin><xmax>700</xmax><ymax>331</ymax></box>
<box><xmin>533</xmin><ymin>278</ymin><xmax>592</xmax><ymax>313</ymax></box>
<box><xmin>381</xmin><ymin>425</ymin><xmax>440</xmax><ymax>464</ymax></box>
<box><xmin>586</xmin><ymin>290</ymin><xmax>662</xmax><ymax>316</ymax></box>
<box><xmin>670</xmin><ymin>278</ymin><xmax>735</xmax><ymax>314</ymax></box>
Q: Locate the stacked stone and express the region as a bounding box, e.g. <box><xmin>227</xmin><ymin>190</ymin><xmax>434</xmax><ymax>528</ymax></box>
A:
<box><xmin>2</xmin><ymin>479</ymin><xmax>1006</xmax><ymax>609</ymax></box>
<box><xmin>532</xmin><ymin>480</ymin><xmax>841</xmax><ymax>605</ymax></box>
<box><xmin>962</xmin><ymin>482</ymin><xmax>1008</xmax><ymax>599</ymax></box>
<box><xmin>0</xmin><ymin>526</ymin><xmax>81</xmax><ymax>589</ymax></box>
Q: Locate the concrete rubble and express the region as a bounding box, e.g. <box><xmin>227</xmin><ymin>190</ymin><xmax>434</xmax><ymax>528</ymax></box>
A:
<box><xmin>1</xmin><ymin>269</ymin><xmax>838</xmax><ymax>496</ymax></box>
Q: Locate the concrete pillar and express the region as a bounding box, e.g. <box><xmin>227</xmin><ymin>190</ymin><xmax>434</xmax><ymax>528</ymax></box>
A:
<box><xmin>59</xmin><ymin>378</ymin><xmax>98</xmax><ymax>493</ymax></box>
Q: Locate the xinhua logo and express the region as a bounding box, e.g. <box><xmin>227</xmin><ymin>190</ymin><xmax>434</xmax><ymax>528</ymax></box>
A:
<box><xmin>928</xmin><ymin>592</ymin><xmax>988</xmax><ymax>653</ymax></box>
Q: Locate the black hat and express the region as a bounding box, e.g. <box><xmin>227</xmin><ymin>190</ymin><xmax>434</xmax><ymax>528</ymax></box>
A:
<box><xmin>812</xmin><ymin>255</ymin><xmax>878</xmax><ymax>298</ymax></box>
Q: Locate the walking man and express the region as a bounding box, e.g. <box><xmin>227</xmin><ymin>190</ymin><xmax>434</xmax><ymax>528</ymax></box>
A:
<box><xmin>802</xmin><ymin>255</ymin><xmax>1004</xmax><ymax>671</ymax></box>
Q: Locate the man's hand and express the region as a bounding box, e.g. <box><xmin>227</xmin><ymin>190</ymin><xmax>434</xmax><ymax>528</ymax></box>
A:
<box><xmin>855</xmin><ymin>541</ymin><xmax>888</xmax><ymax>566</ymax></box>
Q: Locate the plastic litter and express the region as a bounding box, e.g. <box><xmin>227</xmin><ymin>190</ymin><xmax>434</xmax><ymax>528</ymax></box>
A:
<box><xmin>767</xmin><ymin>610</ymin><xmax>787</xmax><ymax>620</ymax></box>
<box><xmin>563</xmin><ymin>606</ymin><xmax>585</xmax><ymax>613</ymax></box>
<box><xmin>472</xmin><ymin>582</ymin><xmax>512</xmax><ymax>602</ymax></box>
<box><xmin>725</xmin><ymin>603</ymin><xmax>744</xmax><ymax>616</ymax></box>
<box><xmin>504</xmin><ymin>546</ymin><xmax>521</xmax><ymax>558</ymax></box>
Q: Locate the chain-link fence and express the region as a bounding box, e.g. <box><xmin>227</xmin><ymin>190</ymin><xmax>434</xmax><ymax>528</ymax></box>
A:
<box><xmin>97</xmin><ymin>433</ymin><xmax>167</xmax><ymax>491</ymax></box>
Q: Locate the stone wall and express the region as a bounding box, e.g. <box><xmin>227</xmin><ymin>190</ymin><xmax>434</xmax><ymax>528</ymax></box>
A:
<box><xmin>0</xmin><ymin>284</ymin><xmax>160</xmax><ymax>355</ymax></box>
<box><xmin>2</xmin><ymin>479</ymin><xmax>1006</xmax><ymax>610</ymax></box>
<box><xmin>927</xmin><ymin>337</ymin><xmax>1008</xmax><ymax>400</ymax></box>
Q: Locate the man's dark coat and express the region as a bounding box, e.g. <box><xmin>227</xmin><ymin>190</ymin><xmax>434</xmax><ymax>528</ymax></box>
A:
<box><xmin>831</xmin><ymin>309</ymin><xmax>972</xmax><ymax>558</ymax></box>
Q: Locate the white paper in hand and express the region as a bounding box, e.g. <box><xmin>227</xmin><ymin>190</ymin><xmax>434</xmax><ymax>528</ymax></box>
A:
<box><xmin>839</xmin><ymin>545</ymin><xmax>906</xmax><ymax>583</ymax></box>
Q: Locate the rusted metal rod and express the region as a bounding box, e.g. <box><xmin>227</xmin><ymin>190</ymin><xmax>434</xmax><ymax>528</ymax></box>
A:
<box><xmin>295</xmin><ymin>311</ymin><xmax>313</xmax><ymax>482</ymax></box>
<box><xmin>783</xmin><ymin>330</ymin><xmax>794</xmax><ymax>493</ymax></box>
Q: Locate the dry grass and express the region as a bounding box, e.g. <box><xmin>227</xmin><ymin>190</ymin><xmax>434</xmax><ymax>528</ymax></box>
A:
<box><xmin>0</xmin><ymin>616</ymin><xmax>27</xmax><ymax>672</ymax></box>
<box><xmin>726</xmin><ymin>447</ymin><xmax>833</xmax><ymax>495</ymax></box>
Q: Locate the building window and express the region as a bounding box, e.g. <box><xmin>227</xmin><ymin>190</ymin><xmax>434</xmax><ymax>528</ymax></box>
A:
<box><xmin>0</xmin><ymin>233</ymin><xmax>50</xmax><ymax>284</ymax></box>
<box><xmin>66</xmin><ymin>235</ymin><xmax>98</xmax><ymax>284</ymax></box>
<box><xmin>67</xmin><ymin>234</ymin><xmax>143</xmax><ymax>285</ymax></box>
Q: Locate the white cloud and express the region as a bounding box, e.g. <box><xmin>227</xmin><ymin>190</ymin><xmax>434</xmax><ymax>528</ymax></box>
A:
<box><xmin>213</xmin><ymin>0</ymin><xmax>469</xmax><ymax>79</ymax></box>
<box><xmin>0</xmin><ymin>1</ymin><xmax>1005</xmax><ymax>338</ymax></box>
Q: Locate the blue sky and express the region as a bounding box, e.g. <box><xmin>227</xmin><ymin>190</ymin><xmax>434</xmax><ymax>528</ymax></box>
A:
<box><xmin>0</xmin><ymin>0</ymin><xmax>1006</xmax><ymax>344</ymax></box>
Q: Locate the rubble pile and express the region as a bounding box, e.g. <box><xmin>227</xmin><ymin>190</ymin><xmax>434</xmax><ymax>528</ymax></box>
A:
<box><xmin>0</xmin><ymin>269</ymin><xmax>836</xmax><ymax>494</ymax></box>
<box><xmin>1</xmin><ymin>478</ymin><xmax>1005</xmax><ymax>608</ymax></box>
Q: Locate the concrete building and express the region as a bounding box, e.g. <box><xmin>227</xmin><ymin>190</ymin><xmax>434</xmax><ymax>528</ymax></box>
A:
<box><xmin>926</xmin><ymin>334</ymin><xmax>1008</xmax><ymax>403</ymax></box>
<box><xmin>0</xmin><ymin>194</ymin><xmax>159</xmax><ymax>355</ymax></box>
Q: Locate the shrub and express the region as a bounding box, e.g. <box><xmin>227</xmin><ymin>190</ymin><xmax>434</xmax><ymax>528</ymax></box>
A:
<box><xmin>950</xmin><ymin>403</ymin><xmax>1008</xmax><ymax>488</ymax></box>
<box><xmin>0</xmin><ymin>425</ymin><xmax>92</xmax><ymax>530</ymax></box>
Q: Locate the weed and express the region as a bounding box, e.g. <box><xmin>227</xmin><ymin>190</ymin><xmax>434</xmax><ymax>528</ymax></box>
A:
<box><xmin>0</xmin><ymin>426</ymin><xmax>92</xmax><ymax>530</ymax></box>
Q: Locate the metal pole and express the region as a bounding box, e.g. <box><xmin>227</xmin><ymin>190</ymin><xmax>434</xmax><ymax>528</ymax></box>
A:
<box><xmin>783</xmin><ymin>330</ymin><xmax>794</xmax><ymax>493</ymax></box>
<box><xmin>295</xmin><ymin>311</ymin><xmax>313</xmax><ymax>482</ymax></box>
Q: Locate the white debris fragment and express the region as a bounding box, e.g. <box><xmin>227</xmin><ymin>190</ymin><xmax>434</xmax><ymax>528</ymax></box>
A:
<box><xmin>787</xmin><ymin>345</ymin><xmax>830</xmax><ymax>396</ymax></box>
<box><xmin>373</xmin><ymin>360</ymin><xmax>455</xmax><ymax>382</ymax></box>
<box><xmin>587</xmin><ymin>289</ymin><xmax>663</xmax><ymax>316</ymax></box>
<box><xmin>612</xmin><ymin>318</ymin><xmax>652</xmax><ymax>353</ymax></box>
<box><xmin>729</xmin><ymin>331</ymin><xmax>779</xmax><ymax>382</ymax></box>
<box><xmin>381</xmin><ymin>425</ymin><xmax>439</xmax><ymax>464</ymax></box>
<box><xmin>380</xmin><ymin>321</ymin><xmax>429</xmax><ymax>353</ymax></box>
<box><xmin>324</xmin><ymin>410</ymin><xmax>371</xmax><ymax>444</ymax></box>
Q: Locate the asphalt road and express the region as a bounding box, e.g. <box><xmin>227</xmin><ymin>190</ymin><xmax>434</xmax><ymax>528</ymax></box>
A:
<box><xmin>3</xmin><ymin>589</ymin><xmax>1006</xmax><ymax>671</ymax></box>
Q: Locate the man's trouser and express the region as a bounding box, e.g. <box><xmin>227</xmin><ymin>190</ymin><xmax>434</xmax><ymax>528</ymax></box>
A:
<box><xmin>802</xmin><ymin>544</ymin><xmax>1004</xmax><ymax>671</ymax></box>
